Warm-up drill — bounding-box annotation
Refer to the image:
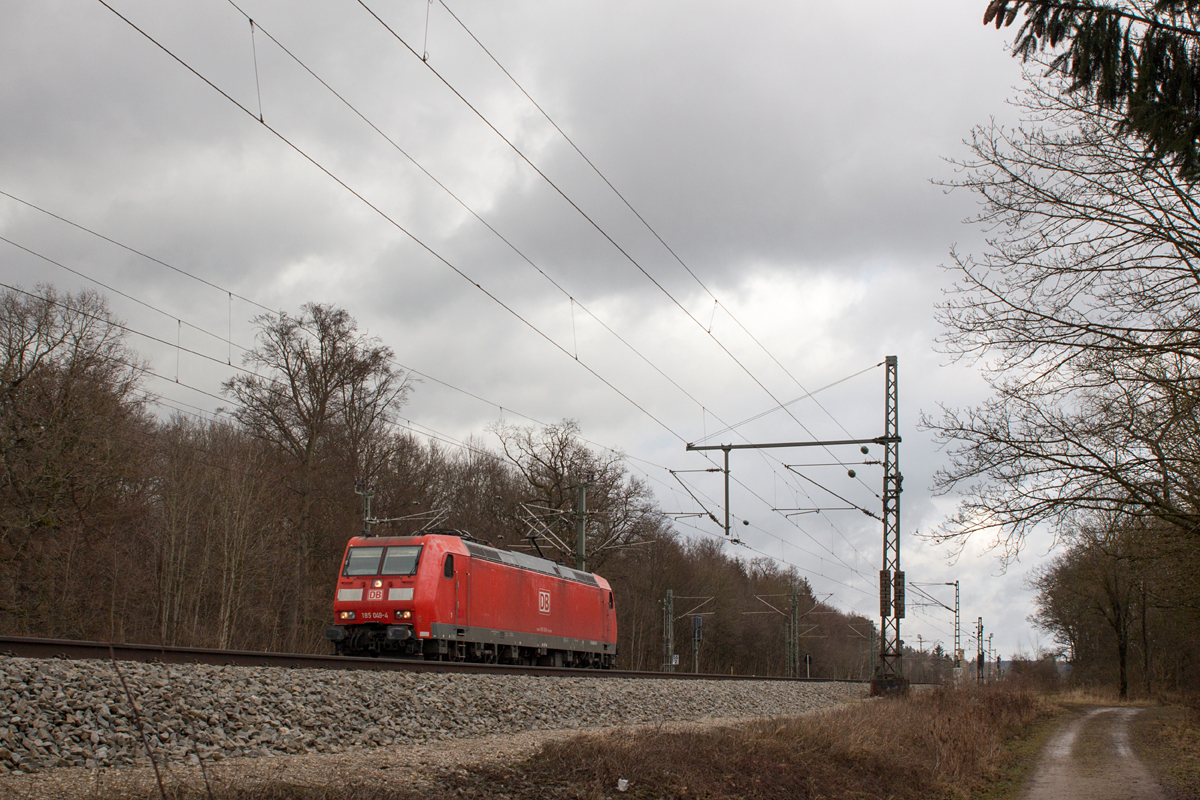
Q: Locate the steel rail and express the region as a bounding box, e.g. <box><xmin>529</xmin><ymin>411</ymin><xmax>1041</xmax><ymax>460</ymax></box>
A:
<box><xmin>0</xmin><ymin>635</ymin><xmax>867</xmax><ymax>683</ymax></box>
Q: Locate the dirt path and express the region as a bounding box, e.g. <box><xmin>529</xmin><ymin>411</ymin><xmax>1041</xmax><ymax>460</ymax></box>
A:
<box><xmin>1024</xmin><ymin>707</ymin><xmax>1166</xmax><ymax>800</ymax></box>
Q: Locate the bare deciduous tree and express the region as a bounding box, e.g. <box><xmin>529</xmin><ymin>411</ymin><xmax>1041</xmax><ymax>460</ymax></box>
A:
<box><xmin>0</xmin><ymin>285</ymin><xmax>151</xmax><ymax>638</ymax></box>
<box><xmin>927</xmin><ymin>72</ymin><xmax>1200</xmax><ymax>560</ymax></box>
<box><xmin>0</xmin><ymin>285</ymin><xmax>148</xmax><ymax>540</ymax></box>
<box><xmin>222</xmin><ymin>303</ymin><xmax>410</xmax><ymax>649</ymax></box>
<box><xmin>491</xmin><ymin>420</ymin><xmax>667</xmax><ymax>570</ymax></box>
<box><xmin>1028</xmin><ymin>515</ymin><xmax>1200</xmax><ymax>696</ymax></box>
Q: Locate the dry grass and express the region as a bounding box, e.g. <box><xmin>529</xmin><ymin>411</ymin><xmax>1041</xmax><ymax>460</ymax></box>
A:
<box><xmin>1133</xmin><ymin>699</ymin><xmax>1200</xmax><ymax>799</ymax></box>
<box><xmin>425</xmin><ymin>684</ymin><xmax>1049</xmax><ymax>800</ymax></box>
<box><xmin>91</xmin><ymin>788</ymin><xmax>420</xmax><ymax>800</ymax></box>
<box><xmin>66</xmin><ymin>685</ymin><xmax>1054</xmax><ymax>800</ymax></box>
<box><xmin>1053</xmin><ymin>687</ymin><xmax>1156</xmax><ymax>707</ymax></box>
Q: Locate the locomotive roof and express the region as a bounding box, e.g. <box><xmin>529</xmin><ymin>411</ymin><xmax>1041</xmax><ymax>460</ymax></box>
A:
<box><xmin>461</xmin><ymin>540</ymin><xmax>600</xmax><ymax>587</ymax></box>
<box><xmin>353</xmin><ymin>531</ymin><xmax>601</xmax><ymax>587</ymax></box>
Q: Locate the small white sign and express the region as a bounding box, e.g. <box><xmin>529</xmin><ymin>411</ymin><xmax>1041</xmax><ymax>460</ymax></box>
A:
<box><xmin>538</xmin><ymin>589</ymin><xmax>551</xmax><ymax>615</ymax></box>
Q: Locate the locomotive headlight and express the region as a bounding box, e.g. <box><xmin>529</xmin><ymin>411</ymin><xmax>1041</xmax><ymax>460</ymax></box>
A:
<box><xmin>395</xmin><ymin>610</ymin><xmax>412</xmax><ymax>620</ymax></box>
<box><xmin>338</xmin><ymin>611</ymin><xmax>356</xmax><ymax>620</ymax></box>
<box><xmin>372</xmin><ymin>579</ymin><xmax>383</xmax><ymax>589</ymax></box>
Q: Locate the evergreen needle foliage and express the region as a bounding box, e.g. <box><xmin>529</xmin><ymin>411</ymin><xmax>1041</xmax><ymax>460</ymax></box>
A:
<box><xmin>986</xmin><ymin>1</ymin><xmax>1200</xmax><ymax>179</ymax></box>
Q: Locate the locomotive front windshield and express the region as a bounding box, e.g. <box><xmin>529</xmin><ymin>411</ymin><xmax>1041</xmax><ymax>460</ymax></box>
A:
<box><xmin>381</xmin><ymin>545</ymin><xmax>422</xmax><ymax>575</ymax></box>
<box><xmin>342</xmin><ymin>545</ymin><xmax>423</xmax><ymax>576</ymax></box>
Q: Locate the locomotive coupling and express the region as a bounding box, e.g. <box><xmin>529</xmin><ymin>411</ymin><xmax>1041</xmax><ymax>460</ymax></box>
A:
<box><xmin>386</xmin><ymin>625</ymin><xmax>414</xmax><ymax>641</ymax></box>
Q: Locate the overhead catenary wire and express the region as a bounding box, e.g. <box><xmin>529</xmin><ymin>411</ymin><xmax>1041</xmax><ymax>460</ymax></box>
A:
<box><xmin>0</xmin><ymin>279</ymin><xmax>879</xmax><ymax>612</ymax></box>
<box><xmin>0</xmin><ymin>254</ymin><xmax>692</xmax><ymax>559</ymax></box>
<box><xmin>93</xmin><ymin>0</ymin><xmax>684</xmax><ymax>447</ymax></box>
<box><xmin>908</xmin><ymin>583</ymin><xmax>955</xmax><ymax>613</ymax></box>
<box><xmin>349</xmin><ymin>0</ymin><xmax>866</xmax><ymax>469</ymax></box>
<box><xmin>205</xmin><ymin>1</ymin><xmax>866</xmax><ymax>564</ymax></box>
<box><xmin>0</xmin><ymin>278</ymin><xmax>259</xmax><ymax>382</ymax></box>
<box><xmin>785</xmin><ymin>465</ymin><xmax>881</xmax><ymax>520</ymax></box>
<box><xmin>2</xmin><ymin>282</ymin><xmax>881</xmax><ymax>621</ymax></box>
<box><xmin>670</xmin><ymin>515</ymin><xmax>871</xmax><ymax>598</ymax></box>
<box><xmin>0</xmin><ymin>188</ymin><xmax>706</xmax><ymax>510</ymax></box>
<box><xmin>28</xmin><ymin>4</ymin><xmax>889</xmax><ymax>613</ymax></box>
<box><xmin>239</xmin><ymin>0</ymin><xmax>881</xmax><ymax>546</ymax></box>
<box><xmin>425</xmin><ymin>1</ymin><xmax>889</xmax><ymax>516</ymax></box>
<box><xmin>695</xmin><ymin>362</ymin><xmax>884</xmax><ymax>444</ymax></box>
<box><xmin>669</xmin><ymin>452</ymin><xmax>866</xmax><ymax>577</ymax></box>
<box><xmin>215</xmin><ymin>5</ymin><xmax>733</xmax><ymax>429</ymax></box>
<box><xmin>0</xmin><ymin>279</ymin><xmax>506</xmax><ymax>488</ymax></box>
<box><xmin>0</xmin><ymin>232</ymin><xmax>252</xmax><ymax>358</ymax></box>
<box><xmin>436</xmin><ymin>0</ymin><xmax>872</xmax><ymax>446</ymax></box>
<box><xmin>0</xmin><ymin>184</ymin><xmax>543</xmax><ymax>432</ymax></box>
<box><xmin>669</xmin><ymin>469</ymin><xmax>871</xmax><ymax>583</ymax></box>
<box><xmin>0</xmin><ymin>190</ymin><xmax>276</xmax><ymax>315</ymax></box>
<box><xmin>83</xmin><ymin>1</ymin><xmax>881</xmax><ymax>575</ymax></box>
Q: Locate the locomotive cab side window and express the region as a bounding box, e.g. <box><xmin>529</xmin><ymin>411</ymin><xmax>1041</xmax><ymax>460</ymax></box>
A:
<box><xmin>609</xmin><ymin>592</ymin><xmax>614</xmax><ymax>609</ymax></box>
<box><xmin>381</xmin><ymin>545</ymin><xmax>422</xmax><ymax>575</ymax></box>
<box><xmin>444</xmin><ymin>554</ymin><xmax>454</xmax><ymax>578</ymax></box>
<box><xmin>343</xmin><ymin>547</ymin><xmax>384</xmax><ymax>576</ymax></box>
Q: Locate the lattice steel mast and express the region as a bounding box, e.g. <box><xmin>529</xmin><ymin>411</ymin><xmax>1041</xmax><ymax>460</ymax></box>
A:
<box><xmin>871</xmin><ymin>355</ymin><xmax>907</xmax><ymax>694</ymax></box>
<box><xmin>684</xmin><ymin>355</ymin><xmax>905</xmax><ymax>691</ymax></box>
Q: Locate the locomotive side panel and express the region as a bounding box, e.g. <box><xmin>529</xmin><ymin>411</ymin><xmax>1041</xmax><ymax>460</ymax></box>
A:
<box><xmin>461</xmin><ymin>558</ymin><xmax>611</xmax><ymax>642</ymax></box>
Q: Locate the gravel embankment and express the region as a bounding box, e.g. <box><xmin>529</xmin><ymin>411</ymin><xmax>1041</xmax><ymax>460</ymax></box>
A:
<box><xmin>0</xmin><ymin>657</ymin><xmax>865</xmax><ymax>776</ymax></box>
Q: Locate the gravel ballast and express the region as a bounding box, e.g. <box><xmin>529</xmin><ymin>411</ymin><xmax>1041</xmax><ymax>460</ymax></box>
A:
<box><xmin>0</xmin><ymin>656</ymin><xmax>865</xmax><ymax>776</ymax></box>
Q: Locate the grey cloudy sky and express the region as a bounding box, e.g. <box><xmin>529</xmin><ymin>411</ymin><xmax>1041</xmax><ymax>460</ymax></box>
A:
<box><xmin>1</xmin><ymin>0</ymin><xmax>1054</xmax><ymax>661</ymax></box>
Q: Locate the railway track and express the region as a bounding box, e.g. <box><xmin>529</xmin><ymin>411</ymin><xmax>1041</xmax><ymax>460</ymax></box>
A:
<box><xmin>0</xmin><ymin>635</ymin><xmax>865</xmax><ymax>683</ymax></box>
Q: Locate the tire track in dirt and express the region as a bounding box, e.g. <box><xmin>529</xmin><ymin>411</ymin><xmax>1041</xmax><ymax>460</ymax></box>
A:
<box><xmin>1024</xmin><ymin>707</ymin><xmax>1165</xmax><ymax>800</ymax></box>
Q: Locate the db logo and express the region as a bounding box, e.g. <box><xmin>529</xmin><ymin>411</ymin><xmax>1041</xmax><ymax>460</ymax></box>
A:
<box><xmin>367</xmin><ymin>589</ymin><xmax>383</xmax><ymax>601</ymax></box>
<box><xmin>537</xmin><ymin>590</ymin><xmax>551</xmax><ymax>615</ymax></box>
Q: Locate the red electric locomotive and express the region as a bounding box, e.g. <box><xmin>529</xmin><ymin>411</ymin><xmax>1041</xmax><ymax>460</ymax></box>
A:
<box><xmin>324</xmin><ymin>530</ymin><xmax>617</xmax><ymax>668</ymax></box>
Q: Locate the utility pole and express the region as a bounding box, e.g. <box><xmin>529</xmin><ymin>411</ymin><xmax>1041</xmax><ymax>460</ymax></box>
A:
<box><xmin>953</xmin><ymin>580</ymin><xmax>962</xmax><ymax>685</ymax></box>
<box><xmin>976</xmin><ymin>617</ymin><xmax>985</xmax><ymax>683</ymax></box>
<box><xmin>684</xmin><ymin>355</ymin><xmax>904</xmax><ymax>693</ymax></box>
<box><xmin>873</xmin><ymin>356</ymin><xmax>906</xmax><ymax>695</ymax></box>
<box><xmin>665</xmin><ymin>592</ymin><xmax>715</xmax><ymax>673</ymax></box>
<box><xmin>954</xmin><ymin>581</ymin><xmax>961</xmax><ymax>669</ymax></box>
<box><xmin>354</xmin><ymin>480</ymin><xmax>375</xmax><ymax>536</ymax></box>
<box><xmin>662</xmin><ymin>590</ymin><xmax>675</xmax><ymax>673</ymax></box>
<box><xmin>913</xmin><ymin>579</ymin><xmax>961</xmax><ymax>684</ymax></box>
<box><xmin>574</xmin><ymin>473</ymin><xmax>593</xmax><ymax>571</ymax></box>
<box><xmin>779</xmin><ymin>586</ymin><xmax>805</xmax><ymax>679</ymax></box>
<box><xmin>746</xmin><ymin>590</ymin><xmax>822</xmax><ymax>677</ymax></box>
<box><xmin>789</xmin><ymin>586</ymin><xmax>800</xmax><ymax>679</ymax></box>
<box><xmin>869</xmin><ymin>625</ymin><xmax>877</xmax><ymax>678</ymax></box>
<box><xmin>723</xmin><ymin>446</ymin><xmax>731</xmax><ymax>539</ymax></box>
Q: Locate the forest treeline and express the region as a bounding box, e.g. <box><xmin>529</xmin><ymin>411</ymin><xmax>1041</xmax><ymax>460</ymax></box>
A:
<box><xmin>0</xmin><ymin>284</ymin><xmax>887</xmax><ymax>677</ymax></box>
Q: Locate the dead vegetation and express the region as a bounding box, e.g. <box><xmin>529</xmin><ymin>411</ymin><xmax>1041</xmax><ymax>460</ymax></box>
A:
<box><xmin>1133</xmin><ymin>697</ymin><xmax>1200</xmax><ymax>799</ymax></box>
<box><xmin>460</xmin><ymin>684</ymin><xmax>1047</xmax><ymax>800</ymax></box>
<box><xmin>65</xmin><ymin>684</ymin><xmax>1051</xmax><ymax>800</ymax></box>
